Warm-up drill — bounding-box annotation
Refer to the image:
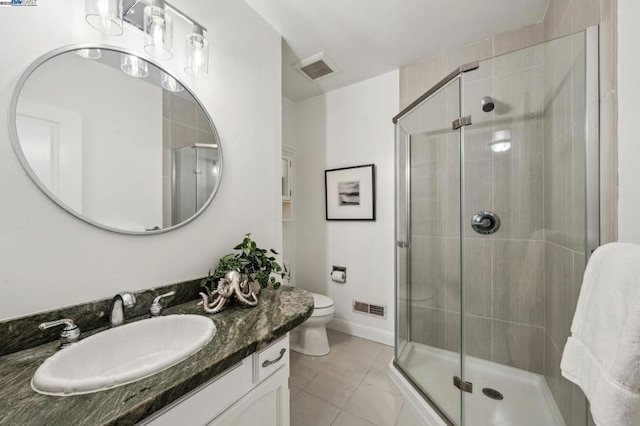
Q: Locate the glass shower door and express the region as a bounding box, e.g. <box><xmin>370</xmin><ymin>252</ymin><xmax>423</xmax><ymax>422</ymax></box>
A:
<box><xmin>396</xmin><ymin>124</ymin><xmax>410</xmax><ymax>357</ymax></box>
<box><xmin>395</xmin><ymin>76</ymin><xmax>464</xmax><ymax>424</ymax></box>
<box><xmin>395</xmin><ymin>28</ymin><xmax>595</xmax><ymax>426</ymax></box>
<box><xmin>172</xmin><ymin>144</ymin><xmax>219</xmax><ymax>225</ymax></box>
<box><xmin>458</xmin><ymin>31</ymin><xmax>590</xmax><ymax>426</ymax></box>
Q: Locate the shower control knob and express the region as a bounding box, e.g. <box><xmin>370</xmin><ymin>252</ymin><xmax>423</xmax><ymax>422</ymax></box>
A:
<box><xmin>471</xmin><ymin>211</ymin><xmax>500</xmax><ymax>235</ymax></box>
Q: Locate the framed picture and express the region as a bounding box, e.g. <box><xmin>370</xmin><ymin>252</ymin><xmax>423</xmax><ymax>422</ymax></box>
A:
<box><xmin>325</xmin><ymin>164</ymin><xmax>375</xmax><ymax>221</ymax></box>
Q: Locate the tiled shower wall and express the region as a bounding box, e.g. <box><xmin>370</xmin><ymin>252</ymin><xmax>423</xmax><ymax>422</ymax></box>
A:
<box><xmin>161</xmin><ymin>91</ymin><xmax>216</xmax><ymax>227</ymax></box>
<box><xmin>542</xmin><ymin>31</ymin><xmax>589</xmax><ymax>426</ymax></box>
<box><xmin>406</xmin><ymin>24</ymin><xmax>548</xmax><ymax>374</ymax></box>
<box><xmin>541</xmin><ymin>1</ymin><xmax>616</xmax><ymax>425</ymax></box>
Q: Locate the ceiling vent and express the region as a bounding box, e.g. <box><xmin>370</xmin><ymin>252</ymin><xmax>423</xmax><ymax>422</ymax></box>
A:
<box><xmin>294</xmin><ymin>52</ymin><xmax>340</xmax><ymax>82</ymax></box>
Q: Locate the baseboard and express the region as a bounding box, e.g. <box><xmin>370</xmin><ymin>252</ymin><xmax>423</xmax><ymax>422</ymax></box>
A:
<box><xmin>327</xmin><ymin>318</ymin><xmax>394</xmax><ymax>346</ymax></box>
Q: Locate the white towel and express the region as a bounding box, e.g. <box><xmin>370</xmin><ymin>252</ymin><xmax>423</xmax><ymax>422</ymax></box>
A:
<box><xmin>560</xmin><ymin>242</ymin><xmax>640</xmax><ymax>426</ymax></box>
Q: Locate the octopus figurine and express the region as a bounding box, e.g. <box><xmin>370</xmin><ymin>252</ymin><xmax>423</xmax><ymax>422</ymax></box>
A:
<box><xmin>199</xmin><ymin>270</ymin><xmax>261</xmax><ymax>314</ymax></box>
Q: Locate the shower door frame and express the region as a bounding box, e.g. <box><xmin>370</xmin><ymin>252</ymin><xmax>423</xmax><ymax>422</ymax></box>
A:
<box><xmin>171</xmin><ymin>143</ymin><xmax>219</xmax><ymax>226</ymax></box>
<box><xmin>392</xmin><ymin>25</ymin><xmax>600</xmax><ymax>426</ymax></box>
<box><xmin>585</xmin><ymin>26</ymin><xmax>600</xmax><ymax>262</ymax></box>
<box><xmin>393</xmin><ymin>62</ymin><xmax>478</xmax><ymax>426</ymax></box>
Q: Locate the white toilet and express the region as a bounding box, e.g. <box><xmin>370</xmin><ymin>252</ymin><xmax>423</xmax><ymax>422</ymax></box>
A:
<box><xmin>290</xmin><ymin>292</ymin><xmax>335</xmax><ymax>356</ymax></box>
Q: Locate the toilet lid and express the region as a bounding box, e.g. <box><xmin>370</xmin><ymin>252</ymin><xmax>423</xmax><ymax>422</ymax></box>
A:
<box><xmin>311</xmin><ymin>292</ymin><xmax>334</xmax><ymax>309</ymax></box>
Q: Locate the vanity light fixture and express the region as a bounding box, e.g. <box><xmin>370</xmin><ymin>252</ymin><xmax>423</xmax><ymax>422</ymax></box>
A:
<box><xmin>120</xmin><ymin>54</ymin><xmax>148</xmax><ymax>78</ymax></box>
<box><xmin>74</xmin><ymin>48</ymin><xmax>102</xmax><ymax>60</ymax></box>
<box><xmin>85</xmin><ymin>0</ymin><xmax>124</xmax><ymax>36</ymax></box>
<box><xmin>161</xmin><ymin>72</ymin><xmax>184</xmax><ymax>92</ymax></box>
<box><xmin>185</xmin><ymin>24</ymin><xmax>209</xmax><ymax>78</ymax></box>
<box><xmin>84</xmin><ymin>0</ymin><xmax>209</xmax><ymax>79</ymax></box>
<box><xmin>490</xmin><ymin>129</ymin><xmax>512</xmax><ymax>153</ymax></box>
<box><xmin>143</xmin><ymin>0</ymin><xmax>173</xmax><ymax>60</ymax></box>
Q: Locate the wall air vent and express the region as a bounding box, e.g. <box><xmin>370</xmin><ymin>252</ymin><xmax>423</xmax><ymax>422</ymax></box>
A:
<box><xmin>353</xmin><ymin>300</ymin><xmax>386</xmax><ymax>318</ymax></box>
<box><xmin>294</xmin><ymin>52</ymin><xmax>340</xmax><ymax>82</ymax></box>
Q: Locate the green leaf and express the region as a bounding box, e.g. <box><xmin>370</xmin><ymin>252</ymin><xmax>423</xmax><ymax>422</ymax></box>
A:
<box><xmin>212</xmin><ymin>233</ymin><xmax>287</xmax><ymax>292</ymax></box>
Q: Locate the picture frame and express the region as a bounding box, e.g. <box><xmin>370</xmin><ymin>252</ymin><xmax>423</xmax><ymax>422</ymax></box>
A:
<box><xmin>325</xmin><ymin>164</ymin><xmax>376</xmax><ymax>221</ymax></box>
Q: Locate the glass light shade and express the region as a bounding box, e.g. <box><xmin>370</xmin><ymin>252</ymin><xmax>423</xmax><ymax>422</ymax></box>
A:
<box><xmin>144</xmin><ymin>5</ymin><xmax>173</xmax><ymax>60</ymax></box>
<box><xmin>185</xmin><ymin>33</ymin><xmax>209</xmax><ymax>78</ymax></box>
<box><xmin>161</xmin><ymin>72</ymin><xmax>184</xmax><ymax>92</ymax></box>
<box><xmin>491</xmin><ymin>129</ymin><xmax>512</xmax><ymax>153</ymax></box>
<box><xmin>85</xmin><ymin>0</ymin><xmax>123</xmax><ymax>36</ymax></box>
<box><xmin>490</xmin><ymin>142</ymin><xmax>511</xmax><ymax>153</ymax></box>
<box><xmin>120</xmin><ymin>54</ymin><xmax>148</xmax><ymax>78</ymax></box>
<box><xmin>74</xmin><ymin>48</ymin><xmax>102</xmax><ymax>60</ymax></box>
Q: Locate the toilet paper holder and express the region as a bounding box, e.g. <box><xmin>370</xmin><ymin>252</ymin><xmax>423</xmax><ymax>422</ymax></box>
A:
<box><xmin>331</xmin><ymin>266</ymin><xmax>347</xmax><ymax>283</ymax></box>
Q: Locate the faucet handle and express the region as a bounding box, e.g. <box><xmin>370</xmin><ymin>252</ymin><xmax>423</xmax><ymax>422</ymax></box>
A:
<box><xmin>38</xmin><ymin>318</ymin><xmax>81</xmax><ymax>347</ymax></box>
<box><xmin>150</xmin><ymin>291</ymin><xmax>176</xmax><ymax>317</ymax></box>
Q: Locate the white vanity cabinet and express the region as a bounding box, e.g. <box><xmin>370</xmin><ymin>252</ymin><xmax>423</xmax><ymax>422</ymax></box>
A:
<box><xmin>140</xmin><ymin>334</ymin><xmax>290</xmax><ymax>426</ymax></box>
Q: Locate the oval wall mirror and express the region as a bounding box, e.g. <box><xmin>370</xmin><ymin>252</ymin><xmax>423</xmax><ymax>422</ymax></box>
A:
<box><xmin>10</xmin><ymin>46</ymin><xmax>222</xmax><ymax>234</ymax></box>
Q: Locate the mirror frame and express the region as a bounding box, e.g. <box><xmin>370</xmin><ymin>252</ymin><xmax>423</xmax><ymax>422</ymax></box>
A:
<box><xmin>9</xmin><ymin>44</ymin><xmax>223</xmax><ymax>235</ymax></box>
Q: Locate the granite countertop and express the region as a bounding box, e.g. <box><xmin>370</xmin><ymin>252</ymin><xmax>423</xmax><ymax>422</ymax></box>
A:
<box><xmin>0</xmin><ymin>286</ymin><xmax>314</xmax><ymax>426</ymax></box>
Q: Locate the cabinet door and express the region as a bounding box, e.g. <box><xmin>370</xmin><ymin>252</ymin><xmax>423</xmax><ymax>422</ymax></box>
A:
<box><xmin>255</xmin><ymin>334</ymin><xmax>289</xmax><ymax>383</ymax></box>
<box><xmin>140</xmin><ymin>358</ymin><xmax>252</xmax><ymax>426</ymax></box>
<box><xmin>210</xmin><ymin>365</ymin><xmax>290</xmax><ymax>426</ymax></box>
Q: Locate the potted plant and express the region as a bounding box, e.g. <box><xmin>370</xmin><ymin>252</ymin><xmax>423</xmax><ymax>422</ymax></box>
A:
<box><xmin>201</xmin><ymin>233</ymin><xmax>288</xmax><ymax>297</ymax></box>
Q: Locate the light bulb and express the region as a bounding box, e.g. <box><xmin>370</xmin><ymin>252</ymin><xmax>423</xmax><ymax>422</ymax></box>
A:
<box><xmin>185</xmin><ymin>32</ymin><xmax>209</xmax><ymax>78</ymax></box>
<box><xmin>144</xmin><ymin>5</ymin><xmax>173</xmax><ymax>60</ymax></box>
<box><xmin>490</xmin><ymin>129</ymin><xmax>512</xmax><ymax>153</ymax></box>
<box><xmin>120</xmin><ymin>54</ymin><xmax>148</xmax><ymax>78</ymax></box>
<box><xmin>490</xmin><ymin>142</ymin><xmax>511</xmax><ymax>153</ymax></box>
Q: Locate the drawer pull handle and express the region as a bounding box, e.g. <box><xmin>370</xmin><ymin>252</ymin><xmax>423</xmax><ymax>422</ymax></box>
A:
<box><xmin>262</xmin><ymin>348</ymin><xmax>286</xmax><ymax>368</ymax></box>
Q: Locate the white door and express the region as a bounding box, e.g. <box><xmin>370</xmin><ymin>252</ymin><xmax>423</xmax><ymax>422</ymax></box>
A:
<box><xmin>16</xmin><ymin>100</ymin><xmax>83</xmax><ymax>212</ymax></box>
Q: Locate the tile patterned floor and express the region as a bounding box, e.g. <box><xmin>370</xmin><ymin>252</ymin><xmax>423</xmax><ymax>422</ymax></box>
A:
<box><xmin>290</xmin><ymin>330</ymin><xmax>426</xmax><ymax>426</ymax></box>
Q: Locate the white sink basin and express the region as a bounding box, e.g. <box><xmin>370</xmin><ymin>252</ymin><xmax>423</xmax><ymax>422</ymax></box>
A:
<box><xmin>32</xmin><ymin>314</ymin><xmax>215</xmax><ymax>396</ymax></box>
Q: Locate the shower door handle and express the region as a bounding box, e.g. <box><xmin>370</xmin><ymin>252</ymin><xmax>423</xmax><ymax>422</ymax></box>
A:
<box><xmin>397</xmin><ymin>241</ymin><xmax>410</xmax><ymax>248</ymax></box>
<box><xmin>471</xmin><ymin>211</ymin><xmax>500</xmax><ymax>235</ymax></box>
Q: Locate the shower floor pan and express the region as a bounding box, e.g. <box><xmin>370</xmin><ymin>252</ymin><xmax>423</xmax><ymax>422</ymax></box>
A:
<box><xmin>397</xmin><ymin>342</ymin><xmax>565</xmax><ymax>426</ymax></box>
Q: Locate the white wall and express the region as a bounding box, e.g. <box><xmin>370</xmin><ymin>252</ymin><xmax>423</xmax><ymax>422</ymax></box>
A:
<box><xmin>283</xmin><ymin>97</ymin><xmax>297</xmax><ymax>149</ymax></box>
<box><xmin>295</xmin><ymin>70</ymin><xmax>399</xmax><ymax>344</ymax></box>
<box><xmin>0</xmin><ymin>0</ymin><xmax>282</xmax><ymax>320</ymax></box>
<box><xmin>19</xmin><ymin>54</ymin><xmax>163</xmax><ymax>230</ymax></box>
<box><xmin>617</xmin><ymin>0</ymin><xmax>640</xmax><ymax>243</ymax></box>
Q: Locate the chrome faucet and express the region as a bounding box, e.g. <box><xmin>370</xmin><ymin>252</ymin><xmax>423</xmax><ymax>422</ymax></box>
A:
<box><xmin>39</xmin><ymin>318</ymin><xmax>81</xmax><ymax>347</ymax></box>
<box><xmin>110</xmin><ymin>292</ymin><xmax>136</xmax><ymax>327</ymax></box>
<box><xmin>150</xmin><ymin>291</ymin><xmax>175</xmax><ymax>317</ymax></box>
